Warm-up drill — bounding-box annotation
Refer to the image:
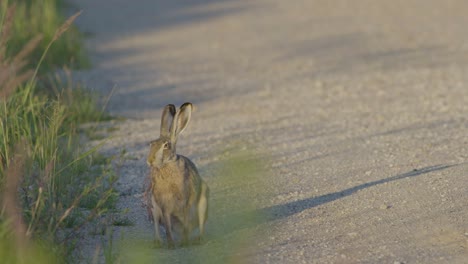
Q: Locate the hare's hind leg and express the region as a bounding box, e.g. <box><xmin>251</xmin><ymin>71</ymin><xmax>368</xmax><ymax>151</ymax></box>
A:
<box><xmin>151</xmin><ymin>197</ymin><xmax>163</xmax><ymax>245</ymax></box>
<box><xmin>197</xmin><ymin>182</ymin><xmax>209</xmax><ymax>238</ymax></box>
<box><xmin>180</xmin><ymin>210</ymin><xmax>191</xmax><ymax>246</ymax></box>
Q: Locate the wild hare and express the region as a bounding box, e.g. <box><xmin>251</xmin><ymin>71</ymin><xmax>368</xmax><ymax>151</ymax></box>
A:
<box><xmin>147</xmin><ymin>103</ymin><xmax>209</xmax><ymax>248</ymax></box>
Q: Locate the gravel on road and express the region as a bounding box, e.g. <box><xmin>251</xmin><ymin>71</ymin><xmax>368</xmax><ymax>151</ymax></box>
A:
<box><xmin>71</xmin><ymin>1</ymin><xmax>468</xmax><ymax>263</ymax></box>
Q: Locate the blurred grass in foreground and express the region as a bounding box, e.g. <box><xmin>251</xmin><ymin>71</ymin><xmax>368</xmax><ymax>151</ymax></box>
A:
<box><xmin>102</xmin><ymin>148</ymin><xmax>269</xmax><ymax>264</ymax></box>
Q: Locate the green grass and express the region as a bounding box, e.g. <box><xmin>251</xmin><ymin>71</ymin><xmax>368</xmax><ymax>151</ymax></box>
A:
<box><xmin>0</xmin><ymin>80</ymin><xmax>118</xmax><ymax>261</ymax></box>
<box><xmin>1</xmin><ymin>0</ymin><xmax>89</xmax><ymax>72</ymax></box>
<box><xmin>46</xmin><ymin>69</ymin><xmax>114</xmax><ymax>125</ymax></box>
<box><xmin>0</xmin><ymin>1</ymin><xmax>119</xmax><ymax>263</ymax></box>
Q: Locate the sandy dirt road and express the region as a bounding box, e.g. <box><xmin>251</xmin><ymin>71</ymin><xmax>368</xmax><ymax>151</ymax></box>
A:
<box><xmin>71</xmin><ymin>0</ymin><xmax>468</xmax><ymax>263</ymax></box>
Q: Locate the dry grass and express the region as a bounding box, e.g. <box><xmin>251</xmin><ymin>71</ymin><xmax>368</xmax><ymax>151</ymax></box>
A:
<box><xmin>2</xmin><ymin>141</ymin><xmax>29</xmax><ymax>251</ymax></box>
<box><xmin>0</xmin><ymin>4</ymin><xmax>41</xmax><ymax>99</ymax></box>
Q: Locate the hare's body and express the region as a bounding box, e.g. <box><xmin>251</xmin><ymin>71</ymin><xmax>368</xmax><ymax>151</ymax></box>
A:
<box><xmin>147</xmin><ymin>103</ymin><xmax>209</xmax><ymax>247</ymax></box>
<box><xmin>150</xmin><ymin>156</ymin><xmax>208</xmax><ymax>236</ymax></box>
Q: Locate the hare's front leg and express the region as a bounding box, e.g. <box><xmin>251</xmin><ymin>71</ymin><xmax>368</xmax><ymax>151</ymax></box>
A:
<box><xmin>163</xmin><ymin>212</ymin><xmax>175</xmax><ymax>248</ymax></box>
<box><xmin>151</xmin><ymin>196</ymin><xmax>163</xmax><ymax>246</ymax></box>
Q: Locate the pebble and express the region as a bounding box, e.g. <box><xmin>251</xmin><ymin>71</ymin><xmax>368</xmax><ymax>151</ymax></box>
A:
<box><xmin>380</xmin><ymin>204</ymin><xmax>392</xmax><ymax>210</ymax></box>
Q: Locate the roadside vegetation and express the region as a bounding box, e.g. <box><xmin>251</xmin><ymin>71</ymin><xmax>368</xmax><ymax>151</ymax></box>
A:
<box><xmin>0</xmin><ymin>1</ymin><xmax>118</xmax><ymax>263</ymax></box>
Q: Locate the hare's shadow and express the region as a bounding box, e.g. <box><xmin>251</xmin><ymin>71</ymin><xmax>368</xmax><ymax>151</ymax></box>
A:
<box><xmin>219</xmin><ymin>164</ymin><xmax>457</xmax><ymax>234</ymax></box>
<box><xmin>261</xmin><ymin>164</ymin><xmax>456</xmax><ymax>222</ymax></box>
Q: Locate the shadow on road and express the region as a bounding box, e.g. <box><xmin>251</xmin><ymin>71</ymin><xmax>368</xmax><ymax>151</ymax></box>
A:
<box><xmin>215</xmin><ymin>163</ymin><xmax>458</xmax><ymax>238</ymax></box>
<box><xmin>260</xmin><ymin>164</ymin><xmax>457</xmax><ymax>222</ymax></box>
<box><xmin>72</xmin><ymin>0</ymin><xmax>259</xmax><ymax>116</ymax></box>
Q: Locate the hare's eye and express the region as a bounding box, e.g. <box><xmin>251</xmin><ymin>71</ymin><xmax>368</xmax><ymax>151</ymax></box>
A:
<box><xmin>163</xmin><ymin>142</ymin><xmax>169</xmax><ymax>149</ymax></box>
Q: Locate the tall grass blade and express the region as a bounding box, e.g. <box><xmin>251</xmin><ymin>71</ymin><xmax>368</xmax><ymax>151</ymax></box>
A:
<box><xmin>31</xmin><ymin>10</ymin><xmax>82</xmax><ymax>82</ymax></box>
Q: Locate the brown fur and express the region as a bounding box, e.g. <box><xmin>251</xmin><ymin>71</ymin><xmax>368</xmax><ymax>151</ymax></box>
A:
<box><xmin>147</xmin><ymin>103</ymin><xmax>209</xmax><ymax>247</ymax></box>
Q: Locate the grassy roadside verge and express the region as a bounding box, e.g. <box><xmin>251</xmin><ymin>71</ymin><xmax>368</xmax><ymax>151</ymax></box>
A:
<box><xmin>1</xmin><ymin>1</ymin><xmax>117</xmax><ymax>263</ymax></box>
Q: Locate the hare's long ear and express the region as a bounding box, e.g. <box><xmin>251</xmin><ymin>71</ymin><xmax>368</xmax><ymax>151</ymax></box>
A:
<box><xmin>160</xmin><ymin>104</ymin><xmax>176</xmax><ymax>137</ymax></box>
<box><xmin>170</xmin><ymin>102</ymin><xmax>193</xmax><ymax>143</ymax></box>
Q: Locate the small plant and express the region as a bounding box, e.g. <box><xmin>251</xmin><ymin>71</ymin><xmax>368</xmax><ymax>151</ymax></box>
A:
<box><xmin>47</xmin><ymin>68</ymin><xmax>114</xmax><ymax>125</ymax></box>
<box><xmin>112</xmin><ymin>217</ymin><xmax>134</xmax><ymax>227</ymax></box>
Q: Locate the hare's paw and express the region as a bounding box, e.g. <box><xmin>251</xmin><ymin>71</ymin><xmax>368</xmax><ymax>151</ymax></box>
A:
<box><xmin>153</xmin><ymin>239</ymin><xmax>163</xmax><ymax>248</ymax></box>
<box><xmin>167</xmin><ymin>241</ymin><xmax>176</xmax><ymax>249</ymax></box>
<box><xmin>191</xmin><ymin>235</ymin><xmax>207</xmax><ymax>246</ymax></box>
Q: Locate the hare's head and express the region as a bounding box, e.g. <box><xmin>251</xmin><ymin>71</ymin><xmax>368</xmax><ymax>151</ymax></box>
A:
<box><xmin>147</xmin><ymin>103</ymin><xmax>193</xmax><ymax>168</ymax></box>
